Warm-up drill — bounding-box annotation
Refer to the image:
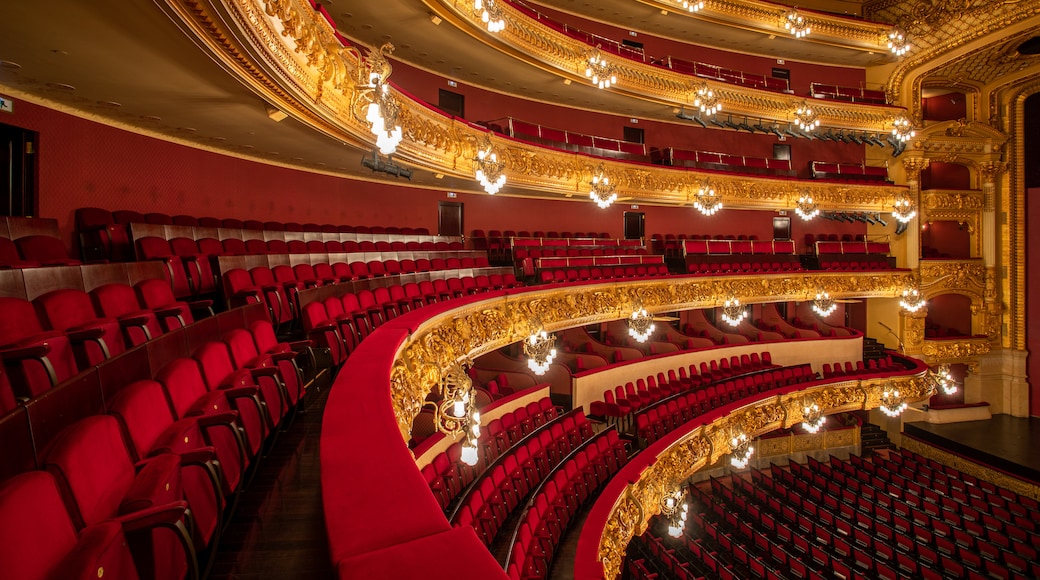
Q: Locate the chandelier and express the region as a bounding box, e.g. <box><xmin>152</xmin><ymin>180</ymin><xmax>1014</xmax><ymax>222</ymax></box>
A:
<box><xmin>358</xmin><ymin>45</ymin><xmax>403</xmax><ymax>155</ymax></box>
<box><xmin>801</xmin><ymin>402</ymin><xmax>826</xmax><ymax>434</ymax></box>
<box><xmin>627</xmin><ymin>308</ymin><xmax>656</xmax><ymax>343</ymax></box>
<box><xmin>793</xmin><ymin>102</ymin><xmax>820</xmax><ymax>133</ymax></box>
<box><xmin>879</xmin><ymin>388</ymin><xmax>908</xmax><ymax>417</ymax></box>
<box><xmin>794</xmin><ymin>194</ymin><xmax>819</xmax><ymax>220</ymax></box>
<box><xmin>474</xmin><ymin>136</ymin><xmax>506</xmax><ymax>195</ymax></box>
<box><xmin>693</xmin><ymin>181</ymin><xmax>723</xmax><ymax>216</ymax></box>
<box><xmin>585</xmin><ymin>50</ymin><xmax>618</xmax><ymax>89</ymax></box>
<box><xmin>812</xmin><ymin>290</ymin><xmax>837</xmax><ymax>317</ymax></box>
<box><xmin>783</xmin><ymin>8</ymin><xmax>811</xmax><ymax>38</ymax></box>
<box><xmin>660</xmin><ymin>488</ymin><xmax>690</xmax><ymax>538</ymax></box>
<box><xmin>693</xmin><ymin>82</ymin><xmax>721</xmax><ymax>116</ymax></box>
<box><xmin>681</xmin><ymin>0</ymin><xmax>705</xmax><ymax>12</ymax></box>
<box><xmin>589</xmin><ymin>164</ymin><xmax>618</xmax><ymax>209</ymax></box>
<box><xmin>426</xmin><ymin>363</ymin><xmax>482</xmax><ymax>465</ymax></box>
<box><xmin>524</xmin><ymin>329</ymin><xmax>557</xmax><ymax>375</ymax></box>
<box><xmin>730</xmin><ymin>432</ymin><xmax>754</xmax><ymax>469</ymax></box>
<box><xmin>892</xmin><ymin>195</ymin><xmax>917</xmax><ymax>223</ymax></box>
<box><xmin>899</xmin><ymin>284</ymin><xmax>926</xmax><ymax>313</ymax></box>
<box><xmin>929</xmin><ymin>364</ymin><xmax>957</xmax><ymax>396</ymax></box>
<box><xmin>720</xmin><ymin>296</ymin><xmax>747</xmax><ymax>327</ymax></box>
<box><xmin>473</xmin><ymin>0</ymin><xmax>505</xmax><ymax>33</ymax></box>
<box><xmin>891</xmin><ymin>116</ymin><xmax>916</xmax><ymax>143</ymax></box>
<box><xmin>887</xmin><ymin>27</ymin><xmax>910</xmax><ymax>56</ymax></box>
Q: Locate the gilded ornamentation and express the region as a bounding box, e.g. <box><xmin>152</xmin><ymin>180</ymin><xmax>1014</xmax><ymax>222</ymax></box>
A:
<box><xmin>901</xmin><ymin>157</ymin><xmax>931</xmax><ymax>179</ymax></box>
<box><xmin>921</xmin><ymin>337</ymin><xmax>992</xmax><ymax>364</ymax></box>
<box><xmin>919</xmin><ymin>261</ymin><xmax>986</xmax><ymax>295</ymax></box>
<box><xmin>902</xmin><ymin>437</ymin><xmax>1040</xmax><ymax>501</ymax></box>
<box><xmin>921</xmin><ymin>191</ymin><xmax>983</xmax><ymax>210</ymax></box>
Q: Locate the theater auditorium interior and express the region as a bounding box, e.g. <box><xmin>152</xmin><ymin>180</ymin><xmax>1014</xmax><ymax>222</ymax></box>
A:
<box><xmin>1</xmin><ymin>0</ymin><xmax>1040</xmax><ymax>578</ymax></box>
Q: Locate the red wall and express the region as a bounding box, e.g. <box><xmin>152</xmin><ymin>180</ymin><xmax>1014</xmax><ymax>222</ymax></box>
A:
<box><xmin>921</xmin><ymin>162</ymin><xmax>971</xmax><ymax>190</ymax></box>
<box><xmin>922</xmin><ymin>93</ymin><xmax>967</xmax><ymax>122</ymax></box>
<box><xmin>5</xmin><ymin>100</ymin><xmax>868</xmax><ymax>253</ymax></box>
<box><xmin>921</xmin><ymin>220</ymin><xmax>971</xmax><ymax>258</ymax></box>
<box><xmin>391</xmin><ymin>61</ymin><xmax>869</xmax><ymax>175</ymax></box>
<box><xmin>1029</xmin><ymin>188</ymin><xmax>1040</xmax><ymax>416</ymax></box>
<box><xmin>925</xmin><ymin>293</ymin><xmax>972</xmax><ymax>336</ymax></box>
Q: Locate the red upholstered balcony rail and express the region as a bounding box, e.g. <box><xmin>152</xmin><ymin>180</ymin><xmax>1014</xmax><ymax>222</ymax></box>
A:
<box><xmin>811</xmin><ymin>83</ymin><xmax>888</xmax><ymax>105</ymax></box>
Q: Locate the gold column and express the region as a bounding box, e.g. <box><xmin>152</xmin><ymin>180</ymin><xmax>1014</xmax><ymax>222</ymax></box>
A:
<box><xmin>901</xmin><ymin>157</ymin><xmax>930</xmax><ymax>270</ymax></box>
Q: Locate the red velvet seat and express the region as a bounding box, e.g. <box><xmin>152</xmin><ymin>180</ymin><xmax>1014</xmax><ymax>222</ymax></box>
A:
<box><xmin>136</xmin><ymin>236</ymin><xmax>193</xmax><ymax>298</ymax></box>
<box><xmin>15</xmin><ymin>235</ymin><xmax>80</xmax><ymax>266</ymax></box>
<box><xmin>35</xmin><ymin>288</ymin><xmax>127</xmax><ymax>367</ymax></box>
<box><xmin>169</xmin><ymin>237</ymin><xmax>217</xmax><ymax>296</ymax></box>
<box><xmin>300</xmin><ymin>302</ymin><xmax>348</xmax><ymax>365</ymax></box>
<box><xmin>195</xmin><ymin>340</ymin><xmax>279</xmax><ymax>435</ymax></box>
<box><xmin>0</xmin><ymin>470</ymin><xmax>140</xmax><ymax>580</ymax></box>
<box><xmin>135</xmin><ymin>278</ymin><xmax>213</xmax><ymax>332</ymax></box>
<box><xmin>42</xmin><ymin>415</ymin><xmax>195</xmax><ymax>580</ymax></box>
<box><xmin>0</xmin><ymin>297</ymin><xmax>80</xmax><ymax>397</ymax></box>
<box><xmin>0</xmin><ymin>236</ymin><xmax>40</xmax><ymax>268</ymax></box>
<box><xmin>90</xmin><ymin>283</ymin><xmax>163</xmax><ymax>346</ymax></box>
<box><xmin>249</xmin><ymin>266</ymin><xmax>294</xmax><ymax>325</ymax></box>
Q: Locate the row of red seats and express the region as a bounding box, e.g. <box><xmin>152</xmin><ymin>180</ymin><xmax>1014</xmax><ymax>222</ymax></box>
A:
<box><xmin>635</xmin><ymin>365</ymin><xmax>815</xmax><ymax>447</ymax></box>
<box><xmin>78</xmin><ymin>206</ymin><xmax>433</xmax><ymax>234</ymax></box>
<box><xmin>682</xmin><ymin>239</ymin><xmax>797</xmax><ymax>256</ymax></box>
<box><xmin>629</xmin><ymin>529</ymin><xmax>698</xmax><ymax>579</ymax></box>
<box><xmin>516</xmin><ymin>247</ymin><xmax>648</xmax><ymax>260</ymax></box>
<box><xmin>0</xmin><ymin>280</ymin><xmax>211</xmax><ymax>404</ymax></box>
<box><xmin>818</xmin><ymin>259</ymin><xmax>892</xmax><ymax>271</ymax></box>
<box><xmin>0</xmin><ymin>235</ymin><xmax>82</xmax><ymax>269</ymax></box>
<box><xmin>506</xmin><ymin>428</ymin><xmax>629</xmax><ymax>580</ymax></box>
<box><xmin>686</xmin><ymin>261</ymin><xmax>803</xmax><ymax>274</ymax></box>
<box><xmin>0</xmin><ymin>319</ymin><xmax>310</xmax><ymax>580</ymax></box>
<box><xmin>589</xmin><ymin>352</ymin><xmax>774</xmax><ymax>429</ymax></box>
<box><xmin>537</xmin><ymin>264</ymin><xmax>669</xmax><ymax>284</ymax></box>
<box><xmin>301</xmin><ymin>275</ymin><xmax>522</xmax><ymax>365</ymax></box>
<box><xmin>421</xmin><ymin>396</ymin><xmax>558</xmax><ymax>511</ymax></box>
<box><xmin>453</xmin><ymin>410</ymin><xmax>595</xmax><ymax>547</ymax></box>
<box><xmin>821</xmin><ymin>359</ymin><xmax>894</xmax><ymax>379</ymax></box>
<box><xmin>810</xmin><ymin>83</ymin><xmax>887</xmax><ymax>105</ymax></box>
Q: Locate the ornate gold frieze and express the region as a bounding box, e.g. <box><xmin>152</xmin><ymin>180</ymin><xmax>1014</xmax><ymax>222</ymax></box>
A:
<box><xmin>921</xmin><ymin>190</ymin><xmax>983</xmax><ymax>210</ymax></box>
<box><xmin>920</xmin><ymin>337</ymin><xmax>991</xmax><ymax>369</ymax></box>
<box><xmin>426</xmin><ymin>0</ymin><xmax>900</xmax><ymax>131</ymax></box>
<box><xmin>389</xmin><ymin>271</ymin><xmax>915</xmax><ymax>436</ymax></box>
<box><xmin>593</xmin><ymin>374</ymin><xmax>929</xmax><ymax>579</ymax></box>
<box><xmin>919</xmin><ymin>260</ymin><xmax>986</xmax><ymax>298</ymax></box>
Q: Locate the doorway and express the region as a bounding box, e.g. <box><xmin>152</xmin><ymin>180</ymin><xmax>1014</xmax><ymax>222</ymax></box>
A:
<box><xmin>623</xmin><ymin>211</ymin><xmax>645</xmax><ymax>240</ymax></box>
<box><xmin>438</xmin><ymin>201</ymin><xmax>464</xmax><ymax>237</ymax></box>
<box><xmin>0</xmin><ymin>122</ymin><xmax>38</xmax><ymax>216</ymax></box>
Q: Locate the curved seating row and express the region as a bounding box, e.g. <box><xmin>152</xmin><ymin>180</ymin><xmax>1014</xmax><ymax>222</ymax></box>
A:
<box><xmin>0</xmin><ymin>234</ymin><xmax>82</xmax><ymax>268</ymax></box>
<box><xmin>538</xmin><ymin>263</ymin><xmax>670</xmax><ymax>284</ymax></box>
<box><xmin>0</xmin><ymin>279</ymin><xmax>211</xmax><ymax>403</ymax></box>
<box><xmin>686</xmin><ymin>260</ymin><xmax>803</xmax><ymax>274</ymax></box>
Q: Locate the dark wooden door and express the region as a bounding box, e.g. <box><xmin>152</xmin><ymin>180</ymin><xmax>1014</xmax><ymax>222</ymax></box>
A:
<box><xmin>624</xmin><ymin>211</ymin><xmax>645</xmax><ymax>240</ymax></box>
<box><xmin>438</xmin><ymin>201</ymin><xmax>464</xmax><ymax>237</ymax></box>
<box><xmin>0</xmin><ymin>122</ymin><xmax>37</xmax><ymax>217</ymax></box>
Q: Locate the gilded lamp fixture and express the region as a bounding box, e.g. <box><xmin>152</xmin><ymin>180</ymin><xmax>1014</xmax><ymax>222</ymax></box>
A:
<box><xmin>693</xmin><ymin>181</ymin><xmax>722</xmax><ymax>216</ymax></box>
<box><xmin>783</xmin><ymin>8</ymin><xmax>811</xmax><ymax>38</ymax></box>
<box><xmin>879</xmin><ymin>387</ymin><xmax>908</xmax><ymax>417</ymax></box>
<box><xmin>585</xmin><ymin>50</ymin><xmax>618</xmax><ymax>89</ymax></box>
<box><xmin>474</xmin><ymin>136</ymin><xmax>507</xmax><ymax>195</ymax></box>
<box><xmin>357</xmin><ymin>45</ymin><xmax>403</xmax><ymax>155</ymax></box>
<box><xmin>892</xmin><ymin>194</ymin><xmax>917</xmax><ymax>224</ymax></box>
<box><xmin>730</xmin><ymin>431</ymin><xmax>754</xmax><ymax>469</ymax></box>
<box><xmin>929</xmin><ymin>365</ymin><xmax>957</xmax><ymax>396</ymax></box>
<box><xmin>794</xmin><ymin>193</ymin><xmax>819</xmax><ymax>220</ymax></box>
<box><xmin>426</xmin><ymin>363</ymin><xmax>482</xmax><ymax>465</ymax></box>
<box><xmin>891</xmin><ymin>116</ymin><xmax>917</xmax><ymax>143</ymax></box>
<box><xmin>474</xmin><ymin>0</ymin><xmax>505</xmax><ymax>33</ymax></box>
<box><xmin>660</xmin><ymin>488</ymin><xmax>690</xmax><ymax>538</ymax></box>
<box><xmin>589</xmin><ymin>164</ymin><xmax>618</xmax><ymax>209</ymax></box>
<box><xmin>887</xmin><ymin>27</ymin><xmax>910</xmax><ymax>56</ymax></box>
<box><xmin>812</xmin><ymin>290</ymin><xmax>837</xmax><ymax>317</ymax></box>
<box><xmin>680</xmin><ymin>0</ymin><xmax>705</xmax><ymax>12</ymax></box>
<box><xmin>627</xmin><ymin>308</ymin><xmax>656</xmax><ymax>343</ymax></box>
<box><xmin>720</xmin><ymin>296</ymin><xmax>747</xmax><ymax>327</ymax></box>
<box><xmin>524</xmin><ymin>329</ymin><xmax>558</xmax><ymax>375</ymax></box>
<box><xmin>793</xmin><ymin>102</ymin><xmax>821</xmax><ymax>133</ymax></box>
<box><xmin>801</xmin><ymin>402</ymin><xmax>826</xmax><ymax>434</ymax></box>
<box><xmin>899</xmin><ymin>283</ymin><xmax>926</xmax><ymax>313</ymax></box>
<box><xmin>693</xmin><ymin>82</ymin><xmax>721</xmax><ymax>116</ymax></box>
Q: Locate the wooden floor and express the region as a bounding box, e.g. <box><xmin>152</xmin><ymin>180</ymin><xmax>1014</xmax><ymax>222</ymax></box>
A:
<box><xmin>209</xmin><ymin>386</ymin><xmax>335</xmax><ymax>579</ymax></box>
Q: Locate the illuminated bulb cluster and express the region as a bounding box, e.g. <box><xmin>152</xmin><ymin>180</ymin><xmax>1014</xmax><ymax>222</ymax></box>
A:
<box><xmin>627</xmin><ymin>309</ymin><xmax>656</xmax><ymax>343</ymax></box>
<box><xmin>365</xmin><ymin>73</ymin><xmax>403</xmax><ymax>155</ymax></box>
<box><xmin>891</xmin><ymin>116</ymin><xmax>916</xmax><ymax>143</ymax></box>
<box><xmin>801</xmin><ymin>403</ymin><xmax>826</xmax><ymax>434</ymax></box>
<box><xmin>793</xmin><ymin>102</ymin><xmax>821</xmax><ymax>133</ymax></box>
<box><xmin>888</xmin><ymin>28</ymin><xmax>910</xmax><ymax>56</ymax></box>
<box><xmin>474</xmin><ymin>139</ymin><xmax>506</xmax><ymax>195</ymax></box>
<box><xmin>474</xmin><ymin>0</ymin><xmax>505</xmax><ymax>33</ymax></box>
<box><xmin>585</xmin><ymin>53</ymin><xmax>618</xmax><ymax>89</ymax></box>
<box><xmin>794</xmin><ymin>195</ymin><xmax>819</xmax><ymax>220</ymax></box>
<box><xmin>812</xmin><ymin>291</ymin><xmax>837</xmax><ymax>317</ymax></box>
<box><xmin>730</xmin><ymin>433</ymin><xmax>754</xmax><ymax>469</ymax></box>
<box><xmin>880</xmin><ymin>389</ymin><xmax>908</xmax><ymax>417</ymax></box>
<box><xmin>784</xmin><ymin>9</ymin><xmax>811</xmax><ymax>38</ymax></box>
<box><xmin>720</xmin><ymin>297</ymin><xmax>747</xmax><ymax>327</ymax></box>
<box><xmin>693</xmin><ymin>83</ymin><xmax>721</xmax><ymax>116</ymax></box>
<box><xmin>900</xmin><ymin>286</ymin><xmax>926</xmax><ymax>313</ymax></box>
<box><xmin>681</xmin><ymin>0</ymin><xmax>705</xmax><ymax>12</ymax></box>
<box><xmin>524</xmin><ymin>330</ymin><xmax>557</xmax><ymax>375</ymax></box>
<box><xmin>589</xmin><ymin>166</ymin><xmax>617</xmax><ymax>209</ymax></box>
<box><xmin>693</xmin><ymin>183</ymin><xmax>723</xmax><ymax>216</ymax></box>
<box><xmin>932</xmin><ymin>365</ymin><xmax>957</xmax><ymax>396</ymax></box>
<box><xmin>661</xmin><ymin>491</ymin><xmax>690</xmax><ymax>538</ymax></box>
<box><xmin>892</xmin><ymin>196</ymin><xmax>917</xmax><ymax>224</ymax></box>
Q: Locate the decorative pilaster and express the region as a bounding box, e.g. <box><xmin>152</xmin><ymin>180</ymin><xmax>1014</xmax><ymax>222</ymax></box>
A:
<box><xmin>901</xmin><ymin>157</ymin><xmax>930</xmax><ymax>269</ymax></box>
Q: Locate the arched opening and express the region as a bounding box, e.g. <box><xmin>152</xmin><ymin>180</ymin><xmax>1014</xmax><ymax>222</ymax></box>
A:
<box><xmin>925</xmin><ymin>293</ymin><xmax>973</xmax><ymax>338</ymax></box>
<box><xmin>921</xmin><ymin>220</ymin><xmax>971</xmax><ymax>259</ymax></box>
<box><xmin>921</xmin><ymin>90</ymin><xmax>968</xmax><ymax>122</ymax></box>
<box><xmin>921</xmin><ymin>162</ymin><xmax>971</xmax><ymax>190</ymax></box>
<box><xmin>1025</xmin><ymin>92</ymin><xmax>1040</xmax><ymax>416</ymax></box>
